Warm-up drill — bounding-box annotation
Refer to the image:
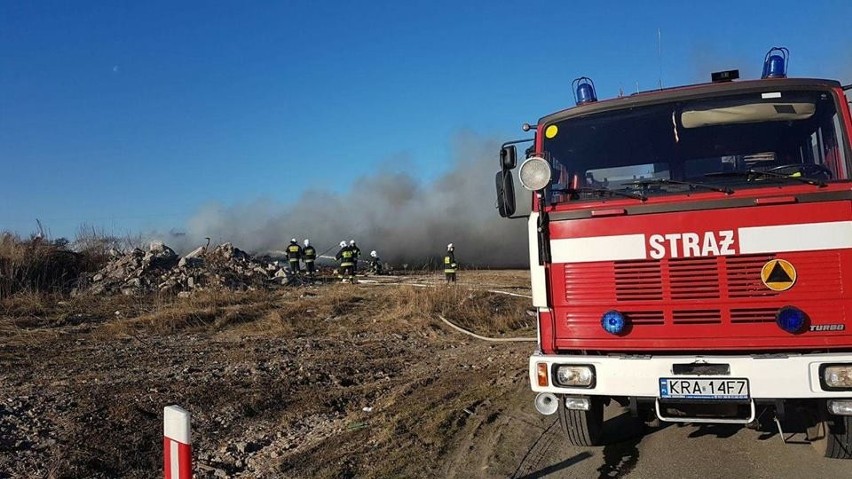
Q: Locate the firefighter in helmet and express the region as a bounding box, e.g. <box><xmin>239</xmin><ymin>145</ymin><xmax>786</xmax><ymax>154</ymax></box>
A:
<box><xmin>302</xmin><ymin>239</ymin><xmax>317</xmax><ymax>277</ymax></box>
<box><xmin>336</xmin><ymin>240</ymin><xmax>355</xmax><ymax>282</ymax></box>
<box><xmin>286</xmin><ymin>238</ymin><xmax>302</xmax><ymax>275</ymax></box>
<box><xmin>349</xmin><ymin>240</ymin><xmax>361</xmax><ymax>273</ymax></box>
<box><xmin>369</xmin><ymin>250</ymin><xmax>383</xmax><ymax>275</ymax></box>
<box><xmin>444</xmin><ymin>243</ymin><xmax>458</xmax><ymax>283</ymax></box>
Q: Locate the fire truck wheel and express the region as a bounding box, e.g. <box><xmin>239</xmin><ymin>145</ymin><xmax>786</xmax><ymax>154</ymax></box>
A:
<box><xmin>815</xmin><ymin>414</ymin><xmax>852</xmax><ymax>459</ymax></box>
<box><xmin>557</xmin><ymin>396</ymin><xmax>604</xmax><ymax>446</ymax></box>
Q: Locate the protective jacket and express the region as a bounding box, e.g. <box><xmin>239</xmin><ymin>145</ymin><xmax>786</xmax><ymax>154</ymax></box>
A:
<box><xmin>369</xmin><ymin>257</ymin><xmax>383</xmax><ymax>274</ymax></box>
<box><xmin>287</xmin><ymin>242</ymin><xmax>302</xmax><ymax>260</ymax></box>
<box><xmin>303</xmin><ymin>245</ymin><xmax>317</xmax><ymax>263</ymax></box>
<box><xmin>444</xmin><ymin>251</ymin><xmax>458</xmax><ymax>273</ymax></box>
<box><xmin>336</xmin><ymin>247</ymin><xmax>355</xmax><ymax>267</ymax></box>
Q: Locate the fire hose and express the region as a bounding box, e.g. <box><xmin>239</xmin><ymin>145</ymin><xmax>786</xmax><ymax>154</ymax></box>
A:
<box><xmin>436</xmin><ymin>314</ymin><xmax>537</xmax><ymax>342</ymax></box>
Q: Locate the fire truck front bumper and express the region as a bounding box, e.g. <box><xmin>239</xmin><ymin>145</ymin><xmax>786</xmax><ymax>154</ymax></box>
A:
<box><xmin>529</xmin><ymin>352</ymin><xmax>852</xmax><ymax>399</ymax></box>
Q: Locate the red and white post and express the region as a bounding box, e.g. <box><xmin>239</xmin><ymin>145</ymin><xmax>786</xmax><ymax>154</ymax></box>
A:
<box><xmin>163</xmin><ymin>405</ymin><xmax>192</xmax><ymax>479</ymax></box>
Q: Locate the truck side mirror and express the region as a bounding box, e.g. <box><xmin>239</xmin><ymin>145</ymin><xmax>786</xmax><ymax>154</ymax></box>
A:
<box><xmin>495</xmin><ymin>170</ymin><xmax>516</xmax><ymax>217</ymax></box>
<box><xmin>500</xmin><ymin>145</ymin><xmax>517</xmax><ymax>170</ymax></box>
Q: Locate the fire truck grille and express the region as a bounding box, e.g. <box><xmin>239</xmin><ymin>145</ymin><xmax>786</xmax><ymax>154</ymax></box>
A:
<box><xmin>727</xmin><ymin>255</ymin><xmax>779</xmax><ymax>298</ymax></box>
<box><xmin>595</xmin><ymin>255</ymin><xmax>779</xmax><ymax>302</ymax></box>
<box><xmin>564</xmin><ymin>251</ymin><xmax>840</xmax><ymax>303</ymax></box>
<box><xmin>730</xmin><ymin>308</ymin><xmax>778</xmax><ymax>324</ymax></box>
<box><xmin>565</xmin><ymin>310</ymin><xmax>665</xmax><ymax>325</ymax></box>
<box><xmin>672</xmin><ymin>309</ymin><xmax>722</xmax><ymax>324</ymax></box>
<box><xmin>613</xmin><ymin>261</ymin><xmax>663</xmax><ymax>301</ymax></box>
<box><xmin>669</xmin><ymin>257</ymin><xmax>720</xmax><ymax>300</ymax></box>
<box><xmin>561</xmin><ymin>251</ymin><xmax>844</xmax><ymax>332</ymax></box>
<box><xmin>624</xmin><ymin>310</ymin><xmax>665</xmax><ymax>325</ymax></box>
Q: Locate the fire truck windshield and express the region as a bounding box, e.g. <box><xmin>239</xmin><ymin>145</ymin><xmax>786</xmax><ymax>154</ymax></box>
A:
<box><xmin>542</xmin><ymin>89</ymin><xmax>851</xmax><ymax>202</ymax></box>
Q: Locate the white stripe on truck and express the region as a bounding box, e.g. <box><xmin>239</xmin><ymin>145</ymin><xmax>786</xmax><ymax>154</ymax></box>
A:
<box><xmin>547</xmin><ymin>221</ymin><xmax>852</xmax><ymax>264</ymax></box>
<box><xmin>737</xmin><ymin>221</ymin><xmax>852</xmax><ymax>254</ymax></box>
<box><xmin>550</xmin><ymin>234</ymin><xmax>647</xmax><ymax>264</ymax></box>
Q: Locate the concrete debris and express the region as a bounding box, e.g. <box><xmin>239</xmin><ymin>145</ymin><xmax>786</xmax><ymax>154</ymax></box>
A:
<box><xmin>184</xmin><ymin>245</ymin><xmax>206</xmax><ymax>259</ymax></box>
<box><xmin>82</xmin><ymin>241</ymin><xmax>294</xmax><ymax>296</ymax></box>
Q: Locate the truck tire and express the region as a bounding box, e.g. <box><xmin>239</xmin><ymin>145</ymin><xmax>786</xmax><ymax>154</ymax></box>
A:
<box><xmin>822</xmin><ymin>414</ymin><xmax>852</xmax><ymax>459</ymax></box>
<box><xmin>557</xmin><ymin>395</ymin><xmax>604</xmax><ymax>446</ymax></box>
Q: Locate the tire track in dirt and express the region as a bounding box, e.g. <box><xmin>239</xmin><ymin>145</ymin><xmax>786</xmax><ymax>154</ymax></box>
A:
<box><xmin>509</xmin><ymin>418</ymin><xmax>560</xmax><ymax>478</ymax></box>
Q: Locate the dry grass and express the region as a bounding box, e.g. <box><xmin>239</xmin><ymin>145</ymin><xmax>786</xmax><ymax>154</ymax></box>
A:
<box><xmin>0</xmin><ymin>233</ymin><xmax>87</xmax><ymax>298</ymax></box>
<box><xmin>0</xmin><ymin>228</ymin><xmax>135</xmax><ymax>299</ymax></box>
<box><xmin>2</xmin><ymin>272</ymin><xmax>533</xmax><ymax>349</ymax></box>
<box><xmin>0</xmin><ymin>291</ymin><xmax>153</xmax><ymax>348</ymax></box>
<box><xmin>95</xmin><ymin>289</ymin><xmax>275</xmax><ymax>336</ymax></box>
<box><xmin>0</xmin><ymin>226</ymin><xmax>532</xmax><ymax>346</ymax></box>
<box><xmin>0</xmin><ymin>290</ymin><xmax>53</xmax><ymax>317</ymax></box>
<box><xmin>380</xmin><ymin>284</ymin><xmax>531</xmax><ymax>334</ymax></box>
<box><xmin>90</xmin><ymin>280</ymin><xmax>531</xmax><ymax>341</ymax></box>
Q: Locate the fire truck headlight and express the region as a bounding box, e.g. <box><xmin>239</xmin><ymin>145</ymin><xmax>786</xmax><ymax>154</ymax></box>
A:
<box><xmin>775</xmin><ymin>306</ymin><xmax>807</xmax><ymax>334</ymax></box>
<box><xmin>822</xmin><ymin>365</ymin><xmax>852</xmax><ymax>390</ymax></box>
<box><xmin>554</xmin><ymin>365</ymin><xmax>595</xmax><ymax>388</ymax></box>
<box><xmin>518</xmin><ymin>157</ymin><xmax>552</xmax><ymax>191</ymax></box>
<box><xmin>601</xmin><ymin>310</ymin><xmax>628</xmax><ymax>335</ymax></box>
<box><xmin>828</xmin><ymin>400</ymin><xmax>852</xmax><ymax>416</ymax></box>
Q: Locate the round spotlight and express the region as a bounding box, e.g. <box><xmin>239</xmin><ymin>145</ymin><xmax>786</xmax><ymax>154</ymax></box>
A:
<box><xmin>601</xmin><ymin>310</ymin><xmax>627</xmax><ymax>335</ymax></box>
<box><xmin>518</xmin><ymin>156</ymin><xmax>552</xmax><ymax>191</ymax></box>
<box><xmin>776</xmin><ymin>306</ymin><xmax>807</xmax><ymax>333</ymax></box>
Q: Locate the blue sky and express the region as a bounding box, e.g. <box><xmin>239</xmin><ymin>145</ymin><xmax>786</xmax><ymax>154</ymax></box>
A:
<box><xmin>2</xmin><ymin>0</ymin><xmax>851</xmax><ymax>239</ymax></box>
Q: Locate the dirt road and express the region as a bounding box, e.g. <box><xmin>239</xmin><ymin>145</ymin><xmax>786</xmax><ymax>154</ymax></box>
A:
<box><xmin>1</xmin><ymin>271</ymin><xmax>849</xmax><ymax>478</ymax></box>
<box><xmin>478</xmin><ymin>388</ymin><xmax>850</xmax><ymax>479</ymax></box>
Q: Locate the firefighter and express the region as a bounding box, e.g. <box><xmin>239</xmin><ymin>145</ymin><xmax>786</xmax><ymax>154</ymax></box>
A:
<box><xmin>444</xmin><ymin>243</ymin><xmax>458</xmax><ymax>283</ymax></box>
<box><xmin>336</xmin><ymin>240</ymin><xmax>355</xmax><ymax>282</ymax></box>
<box><xmin>302</xmin><ymin>239</ymin><xmax>317</xmax><ymax>277</ymax></box>
<box><xmin>349</xmin><ymin>240</ymin><xmax>361</xmax><ymax>273</ymax></box>
<box><xmin>286</xmin><ymin>238</ymin><xmax>302</xmax><ymax>274</ymax></box>
<box><xmin>369</xmin><ymin>250</ymin><xmax>383</xmax><ymax>275</ymax></box>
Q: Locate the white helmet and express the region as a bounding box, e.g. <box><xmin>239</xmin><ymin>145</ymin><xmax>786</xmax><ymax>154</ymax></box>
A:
<box><xmin>340</xmin><ymin>241</ymin><xmax>347</xmax><ymax>248</ymax></box>
<box><xmin>447</xmin><ymin>243</ymin><xmax>454</xmax><ymax>250</ymax></box>
<box><xmin>349</xmin><ymin>240</ymin><xmax>356</xmax><ymax>246</ymax></box>
<box><xmin>290</xmin><ymin>238</ymin><xmax>297</xmax><ymax>243</ymax></box>
<box><xmin>370</xmin><ymin>250</ymin><xmax>377</xmax><ymax>258</ymax></box>
<box><xmin>304</xmin><ymin>239</ymin><xmax>310</xmax><ymax>247</ymax></box>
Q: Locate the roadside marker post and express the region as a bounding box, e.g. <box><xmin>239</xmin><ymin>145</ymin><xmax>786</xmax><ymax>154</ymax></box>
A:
<box><xmin>164</xmin><ymin>405</ymin><xmax>192</xmax><ymax>479</ymax></box>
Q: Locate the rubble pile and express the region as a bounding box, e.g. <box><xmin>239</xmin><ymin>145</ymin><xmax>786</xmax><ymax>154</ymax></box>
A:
<box><xmin>84</xmin><ymin>241</ymin><xmax>287</xmax><ymax>296</ymax></box>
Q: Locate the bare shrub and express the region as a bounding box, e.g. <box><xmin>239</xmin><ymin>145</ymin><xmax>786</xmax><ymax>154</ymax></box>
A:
<box><xmin>72</xmin><ymin>224</ymin><xmax>142</xmax><ymax>272</ymax></box>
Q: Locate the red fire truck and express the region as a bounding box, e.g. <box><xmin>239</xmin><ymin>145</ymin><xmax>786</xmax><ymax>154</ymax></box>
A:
<box><xmin>496</xmin><ymin>47</ymin><xmax>852</xmax><ymax>458</ymax></box>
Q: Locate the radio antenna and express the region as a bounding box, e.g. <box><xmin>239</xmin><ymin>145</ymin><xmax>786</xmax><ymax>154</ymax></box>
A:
<box><xmin>657</xmin><ymin>28</ymin><xmax>663</xmax><ymax>89</ymax></box>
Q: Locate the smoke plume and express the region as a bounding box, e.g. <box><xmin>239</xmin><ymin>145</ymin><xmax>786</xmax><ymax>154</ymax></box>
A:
<box><xmin>162</xmin><ymin>131</ymin><xmax>530</xmax><ymax>267</ymax></box>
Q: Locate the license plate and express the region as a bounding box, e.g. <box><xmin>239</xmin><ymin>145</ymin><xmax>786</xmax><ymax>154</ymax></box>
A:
<box><xmin>659</xmin><ymin>378</ymin><xmax>749</xmax><ymax>400</ymax></box>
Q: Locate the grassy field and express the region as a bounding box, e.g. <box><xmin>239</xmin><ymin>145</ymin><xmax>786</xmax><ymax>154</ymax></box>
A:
<box><xmin>0</xmin><ymin>270</ymin><xmax>543</xmax><ymax>478</ymax></box>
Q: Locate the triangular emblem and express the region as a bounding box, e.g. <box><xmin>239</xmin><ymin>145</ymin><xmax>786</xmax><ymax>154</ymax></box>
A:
<box><xmin>766</xmin><ymin>261</ymin><xmax>793</xmax><ymax>284</ymax></box>
<box><xmin>761</xmin><ymin>259</ymin><xmax>797</xmax><ymax>291</ymax></box>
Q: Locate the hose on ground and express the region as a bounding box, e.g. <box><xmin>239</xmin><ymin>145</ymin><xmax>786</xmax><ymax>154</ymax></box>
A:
<box><xmin>437</xmin><ymin>314</ymin><xmax>537</xmax><ymax>343</ymax></box>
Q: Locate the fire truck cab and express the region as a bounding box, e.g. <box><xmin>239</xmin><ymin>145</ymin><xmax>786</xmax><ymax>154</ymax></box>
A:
<box><xmin>496</xmin><ymin>48</ymin><xmax>852</xmax><ymax>458</ymax></box>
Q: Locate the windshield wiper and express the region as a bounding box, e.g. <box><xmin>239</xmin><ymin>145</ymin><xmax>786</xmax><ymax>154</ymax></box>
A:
<box><xmin>554</xmin><ymin>186</ymin><xmax>647</xmax><ymax>202</ymax></box>
<box><xmin>626</xmin><ymin>178</ymin><xmax>734</xmax><ymax>194</ymax></box>
<box><xmin>705</xmin><ymin>170</ymin><xmax>826</xmax><ymax>187</ymax></box>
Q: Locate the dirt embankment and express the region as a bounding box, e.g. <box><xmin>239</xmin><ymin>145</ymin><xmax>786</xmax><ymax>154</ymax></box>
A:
<box><xmin>1</xmin><ymin>271</ymin><xmax>543</xmax><ymax>478</ymax></box>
